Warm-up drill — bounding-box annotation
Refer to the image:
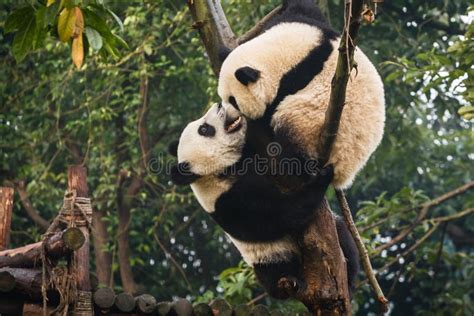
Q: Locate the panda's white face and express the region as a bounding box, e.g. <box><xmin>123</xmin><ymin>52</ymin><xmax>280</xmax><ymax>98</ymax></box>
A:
<box><xmin>218</xmin><ymin>23</ymin><xmax>324</xmax><ymax>119</ymax></box>
<box><xmin>177</xmin><ymin>103</ymin><xmax>247</xmax><ymax>176</ymax></box>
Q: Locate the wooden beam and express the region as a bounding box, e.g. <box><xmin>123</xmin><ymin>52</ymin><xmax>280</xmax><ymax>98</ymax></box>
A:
<box><xmin>0</xmin><ymin>187</ymin><xmax>14</xmax><ymax>250</ymax></box>
<box><xmin>0</xmin><ymin>227</ymin><xmax>85</xmax><ymax>268</ymax></box>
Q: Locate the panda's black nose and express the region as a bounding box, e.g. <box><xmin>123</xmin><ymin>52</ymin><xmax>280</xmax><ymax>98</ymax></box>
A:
<box><xmin>198</xmin><ymin>123</ymin><xmax>216</xmax><ymax>137</ymax></box>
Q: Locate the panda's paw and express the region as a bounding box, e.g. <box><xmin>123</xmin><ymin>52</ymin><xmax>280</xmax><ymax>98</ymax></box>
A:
<box><xmin>277</xmin><ymin>276</ymin><xmax>306</xmax><ymax>298</ymax></box>
<box><xmin>319</xmin><ymin>164</ymin><xmax>334</xmax><ymax>179</ymax></box>
<box><xmin>307</xmin><ymin>164</ymin><xmax>334</xmax><ymax>186</ymax></box>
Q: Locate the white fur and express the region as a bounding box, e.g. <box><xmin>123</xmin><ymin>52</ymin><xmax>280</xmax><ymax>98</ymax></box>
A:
<box><xmin>177</xmin><ymin>104</ymin><xmax>299</xmax><ymax>267</ymax></box>
<box><xmin>218</xmin><ymin>22</ymin><xmax>385</xmax><ymax>188</ymax></box>
<box><xmin>178</xmin><ymin>104</ymin><xmax>247</xmax><ymax>176</ymax></box>
<box><xmin>228</xmin><ymin>235</ymin><xmax>299</xmax><ymax>266</ymax></box>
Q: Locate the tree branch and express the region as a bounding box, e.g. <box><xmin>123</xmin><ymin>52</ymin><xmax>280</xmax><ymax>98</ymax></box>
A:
<box><xmin>374</xmin><ymin>181</ymin><xmax>474</xmax><ymax>255</ymax></box>
<box><xmin>187</xmin><ymin>0</ymin><xmax>238</xmax><ymax>75</ymax></box>
<box><xmin>317</xmin><ymin>0</ymin><xmax>364</xmax><ymax>162</ymax></box>
<box><xmin>237</xmin><ymin>6</ymin><xmax>282</xmax><ymax>44</ymax></box>
<box><xmin>7</xmin><ymin>180</ymin><xmax>50</xmax><ymax>231</ymax></box>
<box><xmin>336</xmin><ymin>189</ymin><xmax>388</xmax><ymax>312</ymax></box>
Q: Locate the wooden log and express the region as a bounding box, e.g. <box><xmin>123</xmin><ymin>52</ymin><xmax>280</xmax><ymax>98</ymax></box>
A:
<box><xmin>0</xmin><ymin>270</ymin><xmax>61</xmax><ymax>308</ymax></box>
<box><xmin>136</xmin><ymin>294</ymin><xmax>156</xmax><ymax>314</ymax></box>
<box><xmin>0</xmin><ymin>187</ymin><xmax>14</xmax><ymax>251</ymax></box>
<box><xmin>0</xmin><ymin>267</ymin><xmax>58</xmax><ymax>303</ymax></box>
<box><xmin>0</xmin><ymin>268</ymin><xmax>42</xmax><ymax>295</ymax></box>
<box><xmin>192</xmin><ymin>303</ymin><xmax>213</xmax><ymax>316</ymax></box>
<box><xmin>68</xmin><ymin>165</ymin><xmax>93</xmax><ymax>315</ymax></box>
<box><xmin>115</xmin><ymin>292</ymin><xmax>136</xmax><ymax>313</ymax></box>
<box><xmin>234</xmin><ymin>304</ymin><xmax>251</xmax><ymax>316</ymax></box>
<box><xmin>0</xmin><ymin>227</ymin><xmax>85</xmax><ymax>268</ymax></box>
<box><xmin>93</xmin><ymin>287</ymin><xmax>116</xmax><ymax>309</ymax></box>
<box><xmin>171</xmin><ymin>298</ymin><xmax>192</xmax><ymax>316</ymax></box>
<box><xmin>209</xmin><ymin>298</ymin><xmax>232</xmax><ymax>316</ymax></box>
<box><xmin>156</xmin><ymin>301</ymin><xmax>171</xmax><ymax>316</ymax></box>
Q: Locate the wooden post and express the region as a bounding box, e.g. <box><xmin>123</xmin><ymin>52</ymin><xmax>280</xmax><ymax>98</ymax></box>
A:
<box><xmin>0</xmin><ymin>187</ymin><xmax>14</xmax><ymax>251</ymax></box>
<box><xmin>68</xmin><ymin>165</ymin><xmax>93</xmax><ymax>315</ymax></box>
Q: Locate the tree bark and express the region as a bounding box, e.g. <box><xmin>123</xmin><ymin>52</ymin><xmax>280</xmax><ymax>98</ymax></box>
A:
<box><xmin>0</xmin><ymin>227</ymin><xmax>85</xmax><ymax>268</ymax></box>
<box><xmin>67</xmin><ymin>165</ymin><xmax>92</xmax><ymax>315</ymax></box>
<box><xmin>14</xmin><ymin>181</ymin><xmax>50</xmax><ymax>231</ymax></box>
<box><xmin>0</xmin><ymin>267</ymin><xmax>58</xmax><ymax>301</ymax></box>
<box><xmin>187</xmin><ymin>0</ymin><xmax>238</xmax><ymax>75</ymax></box>
<box><xmin>91</xmin><ymin>209</ymin><xmax>112</xmax><ymax>287</ymax></box>
<box><xmin>0</xmin><ymin>187</ymin><xmax>14</xmax><ymax>250</ymax></box>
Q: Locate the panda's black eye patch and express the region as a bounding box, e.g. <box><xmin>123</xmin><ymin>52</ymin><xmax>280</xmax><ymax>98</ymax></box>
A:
<box><xmin>198</xmin><ymin>123</ymin><xmax>216</xmax><ymax>137</ymax></box>
<box><xmin>228</xmin><ymin>96</ymin><xmax>239</xmax><ymax>110</ymax></box>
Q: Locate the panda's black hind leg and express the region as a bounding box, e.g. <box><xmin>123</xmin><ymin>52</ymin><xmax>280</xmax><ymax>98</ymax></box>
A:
<box><xmin>253</xmin><ymin>254</ymin><xmax>306</xmax><ymax>299</ymax></box>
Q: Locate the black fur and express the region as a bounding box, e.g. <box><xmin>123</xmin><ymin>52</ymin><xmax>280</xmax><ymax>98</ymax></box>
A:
<box><xmin>262</xmin><ymin>37</ymin><xmax>335</xmax><ymax>125</ymax></box>
<box><xmin>254</xmin><ymin>252</ymin><xmax>304</xmax><ymax>299</ymax></box>
<box><xmin>168</xmin><ymin>140</ymin><xmax>179</xmax><ymax>157</ymax></box>
<box><xmin>219</xmin><ymin>45</ymin><xmax>233</xmax><ymax>63</ymax></box>
<box><xmin>235</xmin><ymin>66</ymin><xmax>260</xmax><ymax>85</ymax></box>
<box><xmin>336</xmin><ymin>217</ymin><xmax>360</xmax><ymax>292</ymax></box>
<box><xmin>212</xmin><ymin>164</ymin><xmax>334</xmax><ymax>242</ymax></box>
<box><xmin>170</xmin><ymin>162</ymin><xmax>200</xmax><ymax>185</ymax></box>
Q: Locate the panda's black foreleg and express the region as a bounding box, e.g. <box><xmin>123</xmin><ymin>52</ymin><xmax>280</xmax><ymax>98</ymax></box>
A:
<box><xmin>253</xmin><ymin>253</ymin><xmax>306</xmax><ymax>300</ymax></box>
<box><xmin>335</xmin><ymin>217</ymin><xmax>360</xmax><ymax>296</ymax></box>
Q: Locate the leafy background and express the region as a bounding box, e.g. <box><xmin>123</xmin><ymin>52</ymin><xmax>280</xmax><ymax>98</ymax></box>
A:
<box><xmin>1</xmin><ymin>0</ymin><xmax>473</xmax><ymax>315</ymax></box>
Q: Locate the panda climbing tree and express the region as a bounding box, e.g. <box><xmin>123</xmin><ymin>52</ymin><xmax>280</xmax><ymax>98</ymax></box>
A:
<box><xmin>187</xmin><ymin>0</ymin><xmax>389</xmax><ymax>315</ymax></box>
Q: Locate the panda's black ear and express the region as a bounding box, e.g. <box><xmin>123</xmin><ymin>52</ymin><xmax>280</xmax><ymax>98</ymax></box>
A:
<box><xmin>168</xmin><ymin>140</ymin><xmax>179</xmax><ymax>157</ymax></box>
<box><xmin>170</xmin><ymin>162</ymin><xmax>200</xmax><ymax>185</ymax></box>
<box><xmin>219</xmin><ymin>46</ymin><xmax>233</xmax><ymax>62</ymax></box>
<box><xmin>235</xmin><ymin>67</ymin><xmax>260</xmax><ymax>85</ymax></box>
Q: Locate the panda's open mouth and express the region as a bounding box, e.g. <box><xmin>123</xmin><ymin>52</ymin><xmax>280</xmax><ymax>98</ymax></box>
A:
<box><xmin>225</xmin><ymin>116</ymin><xmax>243</xmax><ymax>134</ymax></box>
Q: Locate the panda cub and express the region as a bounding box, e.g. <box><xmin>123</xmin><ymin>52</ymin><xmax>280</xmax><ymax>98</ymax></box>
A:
<box><xmin>218</xmin><ymin>0</ymin><xmax>385</xmax><ymax>189</ymax></box>
<box><xmin>169</xmin><ymin>103</ymin><xmax>359</xmax><ymax>298</ymax></box>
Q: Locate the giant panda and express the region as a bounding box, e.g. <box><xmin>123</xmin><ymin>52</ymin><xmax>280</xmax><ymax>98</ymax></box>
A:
<box><xmin>169</xmin><ymin>103</ymin><xmax>359</xmax><ymax>298</ymax></box>
<box><xmin>218</xmin><ymin>0</ymin><xmax>385</xmax><ymax>189</ymax></box>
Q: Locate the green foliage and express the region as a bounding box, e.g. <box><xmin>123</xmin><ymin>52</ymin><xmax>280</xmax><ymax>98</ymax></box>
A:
<box><xmin>1</xmin><ymin>0</ymin><xmax>473</xmax><ymax>315</ymax></box>
<box><xmin>4</xmin><ymin>0</ymin><xmax>127</xmax><ymax>66</ymax></box>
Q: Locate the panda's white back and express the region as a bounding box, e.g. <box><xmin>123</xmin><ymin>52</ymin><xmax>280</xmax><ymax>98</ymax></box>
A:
<box><xmin>218</xmin><ymin>22</ymin><xmax>385</xmax><ymax>188</ymax></box>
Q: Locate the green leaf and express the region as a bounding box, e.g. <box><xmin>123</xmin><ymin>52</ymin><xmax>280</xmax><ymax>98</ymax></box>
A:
<box><xmin>5</xmin><ymin>7</ymin><xmax>34</xmax><ymax>33</ymax></box>
<box><xmin>84</xmin><ymin>26</ymin><xmax>103</xmax><ymax>51</ymax></box>
<box><xmin>12</xmin><ymin>16</ymin><xmax>36</xmax><ymax>62</ymax></box>
<box><xmin>112</xmin><ymin>34</ymin><xmax>129</xmax><ymax>49</ymax></box>
<box><xmin>82</xmin><ymin>8</ymin><xmax>110</xmax><ymax>35</ymax></box>
<box><xmin>36</xmin><ymin>6</ymin><xmax>48</xmax><ymax>29</ymax></box>
<box><xmin>45</xmin><ymin>1</ymin><xmax>61</xmax><ymax>26</ymax></box>
<box><xmin>106</xmin><ymin>8</ymin><xmax>124</xmax><ymax>32</ymax></box>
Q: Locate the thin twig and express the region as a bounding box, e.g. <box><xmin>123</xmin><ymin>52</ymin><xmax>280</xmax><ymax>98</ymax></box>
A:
<box><xmin>429</xmin><ymin>207</ymin><xmax>474</xmax><ymax>223</ymax></box>
<box><xmin>336</xmin><ymin>189</ymin><xmax>389</xmax><ymax>313</ymax></box>
<box><xmin>374</xmin><ymin>181</ymin><xmax>474</xmax><ymax>255</ymax></box>
<box><xmin>152</xmin><ymin>232</ymin><xmax>193</xmax><ymax>291</ymax></box>
<box><xmin>247</xmin><ymin>292</ymin><xmax>268</xmax><ymax>306</ymax></box>
<box><xmin>358</xmin><ymin>221</ymin><xmax>439</xmax><ymax>289</ymax></box>
<box><xmin>237</xmin><ymin>6</ymin><xmax>282</xmax><ymax>44</ymax></box>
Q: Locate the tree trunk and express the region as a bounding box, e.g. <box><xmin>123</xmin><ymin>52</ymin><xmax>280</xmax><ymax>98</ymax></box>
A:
<box><xmin>0</xmin><ymin>187</ymin><xmax>14</xmax><ymax>250</ymax></box>
<box><xmin>92</xmin><ymin>209</ymin><xmax>112</xmax><ymax>287</ymax></box>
